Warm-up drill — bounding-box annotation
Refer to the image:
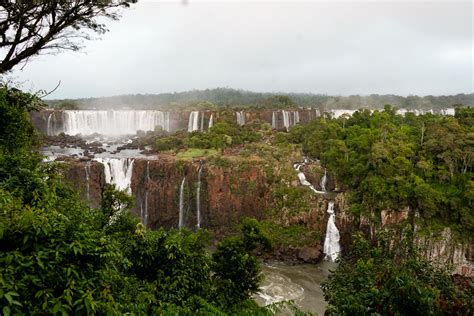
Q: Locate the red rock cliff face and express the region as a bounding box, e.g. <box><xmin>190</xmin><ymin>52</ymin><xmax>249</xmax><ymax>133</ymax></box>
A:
<box><xmin>63</xmin><ymin>160</ymin><xmax>105</xmax><ymax>208</ymax></box>
<box><xmin>130</xmin><ymin>158</ymin><xmax>270</xmax><ymax>235</ymax></box>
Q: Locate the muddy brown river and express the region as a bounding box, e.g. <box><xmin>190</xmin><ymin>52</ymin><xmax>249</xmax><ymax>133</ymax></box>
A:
<box><xmin>255</xmin><ymin>261</ymin><xmax>337</xmax><ymax>315</ymax></box>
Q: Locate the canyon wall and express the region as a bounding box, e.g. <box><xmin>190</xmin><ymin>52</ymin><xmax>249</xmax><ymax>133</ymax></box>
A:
<box><xmin>62</xmin><ymin>156</ymin><xmax>473</xmax><ymax>275</ymax></box>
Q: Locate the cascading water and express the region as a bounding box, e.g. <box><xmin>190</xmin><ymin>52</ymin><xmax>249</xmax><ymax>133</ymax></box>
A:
<box><xmin>320</xmin><ymin>169</ymin><xmax>327</xmax><ymax>192</ymax></box>
<box><xmin>293</xmin><ymin>162</ymin><xmax>325</xmax><ymax>194</ymax></box>
<box><xmin>282</xmin><ymin>110</ymin><xmax>290</xmax><ymax>130</ymax></box>
<box><xmin>196</xmin><ymin>163</ymin><xmax>203</xmax><ymax>229</ymax></box>
<box><xmin>142</xmin><ymin>160</ymin><xmax>150</xmax><ymax>227</ymax></box>
<box><xmin>188</xmin><ymin>111</ymin><xmax>200</xmax><ymax>132</ymax></box>
<box><xmin>178</xmin><ymin>177</ymin><xmax>186</xmax><ymax>228</ymax></box>
<box><xmin>236</xmin><ymin>111</ymin><xmax>246</xmax><ymax>126</ymax></box>
<box><xmin>84</xmin><ymin>161</ymin><xmax>91</xmax><ymax>200</ymax></box>
<box><xmin>47</xmin><ymin>112</ymin><xmax>55</xmax><ymax>136</ymax></box>
<box><xmin>294</xmin><ymin>159</ymin><xmax>340</xmax><ymax>261</ymax></box>
<box><xmin>200</xmin><ymin>112</ymin><xmax>205</xmax><ymax>131</ymax></box>
<box><xmin>323</xmin><ymin>202</ymin><xmax>340</xmax><ymax>261</ymax></box>
<box><xmin>94</xmin><ymin>158</ymin><xmax>134</xmax><ymax>193</ymax></box>
<box><xmin>61</xmin><ymin>110</ymin><xmax>170</xmax><ymax>136</ymax></box>
<box><xmin>209</xmin><ymin>114</ymin><xmax>214</xmax><ymax>129</ymax></box>
<box><xmin>272</xmin><ymin>111</ymin><xmax>277</xmax><ymax>129</ymax></box>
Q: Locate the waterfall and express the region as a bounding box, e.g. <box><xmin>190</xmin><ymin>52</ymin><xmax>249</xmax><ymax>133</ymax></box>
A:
<box><xmin>294</xmin><ymin>111</ymin><xmax>300</xmax><ymax>125</ymax></box>
<box><xmin>84</xmin><ymin>161</ymin><xmax>91</xmax><ymax>200</ymax></box>
<box><xmin>236</xmin><ymin>111</ymin><xmax>246</xmax><ymax>126</ymax></box>
<box><xmin>196</xmin><ymin>163</ymin><xmax>203</xmax><ymax>229</ymax></box>
<box><xmin>272</xmin><ymin>111</ymin><xmax>277</xmax><ymax>129</ymax></box>
<box><xmin>47</xmin><ymin>112</ymin><xmax>55</xmax><ymax>136</ymax></box>
<box><xmin>294</xmin><ymin>160</ymin><xmax>340</xmax><ymax>260</ymax></box>
<box><xmin>282</xmin><ymin>110</ymin><xmax>290</xmax><ymax>130</ymax></box>
<box><xmin>323</xmin><ymin>201</ymin><xmax>340</xmax><ymax>261</ymax></box>
<box><xmin>200</xmin><ymin>112</ymin><xmax>205</xmax><ymax>131</ymax></box>
<box><xmin>293</xmin><ymin>162</ymin><xmax>325</xmax><ymax>194</ymax></box>
<box><xmin>60</xmin><ymin>110</ymin><xmax>170</xmax><ymax>136</ymax></box>
<box><xmin>209</xmin><ymin>114</ymin><xmax>214</xmax><ymax>129</ymax></box>
<box><xmin>178</xmin><ymin>177</ymin><xmax>186</xmax><ymax>228</ymax></box>
<box><xmin>188</xmin><ymin>111</ymin><xmax>200</xmax><ymax>132</ymax></box>
<box><xmin>94</xmin><ymin>158</ymin><xmax>134</xmax><ymax>193</ymax></box>
<box><xmin>143</xmin><ymin>160</ymin><xmax>150</xmax><ymax>227</ymax></box>
<box><xmin>320</xmin><ymin>169</ymin><xmax>327</xmax><ymax>192</ymax></box>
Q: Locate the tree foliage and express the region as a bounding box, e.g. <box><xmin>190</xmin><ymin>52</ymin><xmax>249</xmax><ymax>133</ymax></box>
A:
<box><xmin>0</xmin><ymin>0</ymin><xmax>136</xmax><ymax>73</ymax></box>
<box><xmin>286</xmin><ymin>106</ymin><xmax>474</xmax><ymax>234</ymax></box>
<box><xmin>322</xmin><ymin>229</ymin><xmax>473</xmax><ymax>315</ymax></box>
<box><xmin>0</xmin><ymin>87</ymin><xmax>274</xmax><ymax>314</ymax></box>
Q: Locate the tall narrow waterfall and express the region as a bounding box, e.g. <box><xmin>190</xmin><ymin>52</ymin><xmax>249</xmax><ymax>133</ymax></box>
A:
<box><xmin>143</xmin><ymin>160</ymin><xmax>150</xmax><ymax>227</ymax></box>
<box><xmin>188</xmin><ymin>111</ymin><xmax>200</xmax><ymax>132</ymax></box>
<box><xmin>320</xmin><ymin>169</ymin><xmax>327</xmax><ymax>192</ymax></box>
<box><xmin>209</xmin><ymin>114</ymin><xmax>214</xmax><ymax>129</ymax></box>
<box><xmin>94</xmin><ymin>158</ymin><xmax>134</xmax><ymax>193</ymax></box>
<box><xmin>196</xmin><ymin>164</ymin><xmax>203</xmax><ymax>229</ymax></box>
<box><xmin>323</xmin><ymin>201</ymin><xmax>340</xmax><ymax>261</ymax></box>
<box><xmin>272</xmin><ymin>111</ymin><xmax>277</xmax><ymax>129</ymax></box>
<box><xmin>178</xmin><ymin>177</ymin><xmax>186</xmax><ymax>228</ymax></box>
<box><xmin>61</xmin><ymin>110</ymin><xmax>170</xmax><ymax>136</ymax></box>
<box><xmin>294</xmin><ymin>159</ymin><xmax>340</xmax><ymax>261</ymax></box>
<box><xmin>236</xmin><ymin>111</ymin><xmax>246</xmax><ymax>126</ymax></box>
<box><xmin>84</xmin><ymin>161</ymin><xmax>91</xmax><ymax>200</ymax></box>
<box><xmin>47</xmin><ymin>112</ymin><xmax>55</xmax><ymax>136</ymax></box>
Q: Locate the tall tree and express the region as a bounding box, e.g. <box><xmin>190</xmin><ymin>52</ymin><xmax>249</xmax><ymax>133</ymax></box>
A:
<box><xmin>0</xmin><ymin>0</ymin><xmax>136</xmax><ymax>74</ymax></box>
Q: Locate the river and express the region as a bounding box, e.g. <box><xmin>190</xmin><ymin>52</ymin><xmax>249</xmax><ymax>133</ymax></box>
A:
<box><xmin>256</xmin><ymin>261</ymin><xmax>337</xmax><ymax>315</ymax></box>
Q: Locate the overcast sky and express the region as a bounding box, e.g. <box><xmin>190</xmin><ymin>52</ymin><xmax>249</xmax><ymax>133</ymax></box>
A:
<box><xmin>6</xmin><ymin>0</ymin><xmax>474</xmax><ymax>99</ymax></box>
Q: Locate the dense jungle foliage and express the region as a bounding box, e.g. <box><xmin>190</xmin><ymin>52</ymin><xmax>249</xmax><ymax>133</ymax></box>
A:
<box><xmin>283</xmin><ymin>105</ymin><xmax>474</xmax><ymax>236</ymax></box>
<box><xmin>322</xmin><ymin>229</ymin><xmax>473</xmax><ymax>315</ymax></box>
<box><xmin>47</xmin><ymin>88</ymin><xmax>474</xmax><ymax>111</ymax></box>
<box><xmin>0</xmin><ymin>87</ymin><xmax>278</xmax><ymax>315</ymax></box>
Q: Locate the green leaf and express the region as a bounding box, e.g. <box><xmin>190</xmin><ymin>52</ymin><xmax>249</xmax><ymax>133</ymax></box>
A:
<box><xmin>3</xmin><ymin>306</ymin><xmax>11</xmax><ymax>316</ymax></box>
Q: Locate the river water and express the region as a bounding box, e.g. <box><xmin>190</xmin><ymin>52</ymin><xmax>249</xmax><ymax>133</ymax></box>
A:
<box><xmin>256</xmin><ymin>261</ymin><xmax>337</xmax><ymax>315</ymax></box>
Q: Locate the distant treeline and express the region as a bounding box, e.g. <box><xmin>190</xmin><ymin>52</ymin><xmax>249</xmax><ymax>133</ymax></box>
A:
<box><xmin>46</xmin><ymin>88</ymin><xmax>474</xmax><ymax>110</ymax></box>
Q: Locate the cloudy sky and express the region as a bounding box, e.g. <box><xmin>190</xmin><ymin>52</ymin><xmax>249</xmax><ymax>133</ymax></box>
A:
<box><xmin>6</xmin><ymin>0</ymin><xmax>474</xmax><ymax>99</ymax></box>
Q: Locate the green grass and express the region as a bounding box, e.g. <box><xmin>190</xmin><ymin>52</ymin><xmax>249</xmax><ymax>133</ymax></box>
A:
<box><xmin>176</xmin><ymin>148</ymin><xmax>219</xmax><ymax>160</ymax></box>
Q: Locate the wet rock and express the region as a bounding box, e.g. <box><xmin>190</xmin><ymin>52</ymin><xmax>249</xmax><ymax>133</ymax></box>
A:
<box><xmin>298</xmin><ymin>246</ymin><xmax>322</xmax><ymax>263</ymax></box>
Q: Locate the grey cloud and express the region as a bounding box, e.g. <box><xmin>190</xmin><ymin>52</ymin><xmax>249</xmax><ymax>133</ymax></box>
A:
<box><xmin>7</xmin><ymin>1</ymin><xmax>473</xmax><ymax>98</ymax></box>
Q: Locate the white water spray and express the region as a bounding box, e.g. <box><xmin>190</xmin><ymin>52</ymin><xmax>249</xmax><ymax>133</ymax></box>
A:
<box><xmin>209</xmin><ymin>114</ymin><xmax>214</xmax><ymax>129</ymax></box>
<box><xmin>94</xmin><ymin>158</ymin><xmax>134</xmax><ymax>193</ymax></box>
<box><xmin>236</xmin><ymin>111</ymin><xmax>246</xmax><ymax>126</ymax></box>
<box><xmin>188</xmin><ymin>111</ymin><xmax>200</xmax><ymax>132</ymax></box>
<box><xmin>293</xmin><ymin>160</ymin><xmax>340</xmax><ymax>261</ymax></box>
<box><xmin>61</xmin><ymin>110</ymin><xmax>170</xmax><ymax>136</ymax></box>
<box><xmin>323</xmin><ymin>202</ymin><xmax>340</xmax><ymax>261</ymax></box>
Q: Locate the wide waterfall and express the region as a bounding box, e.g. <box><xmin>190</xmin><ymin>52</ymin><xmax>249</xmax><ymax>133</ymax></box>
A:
<box><xmin>236</xmin><ymin>111</ymin><xmax>246</xmax><ymax>126</ymax></box>
<box><xmin>188</xmin><ymin>111</ymin><xmax>200</xmax><ymax>132</ymax></box>
<box><xmin>196</xmin><ymin>164</ymin><xmax>203</xmax><ymax>229</ymax></box>
<box><xmin>323</xmin><ymin>201</ymin><xmax>340</xmax><ymax>261</ymax></box>
<box><xmin>60</xmin><ymin>110</ymin><xmax>170</xmax><ymax>136</ymax></box>
<box><xmin>282</xmin><ymin>110</ymin><xmax>299</xmax><ymax>131</ymax></box>
<box><xmin>273</xmin><ymin>110</ymin><xmax>300</xmax><ymax>130</ymax></box>
<box><xmin>94</xmin><ymin>158</ymin><xmax>134</xmax><ymax>193</ymax></box>
<box><xmin>178</xmin><ymin>177</ymin><xmax>186</xmax><ymax>228</ymax></box>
